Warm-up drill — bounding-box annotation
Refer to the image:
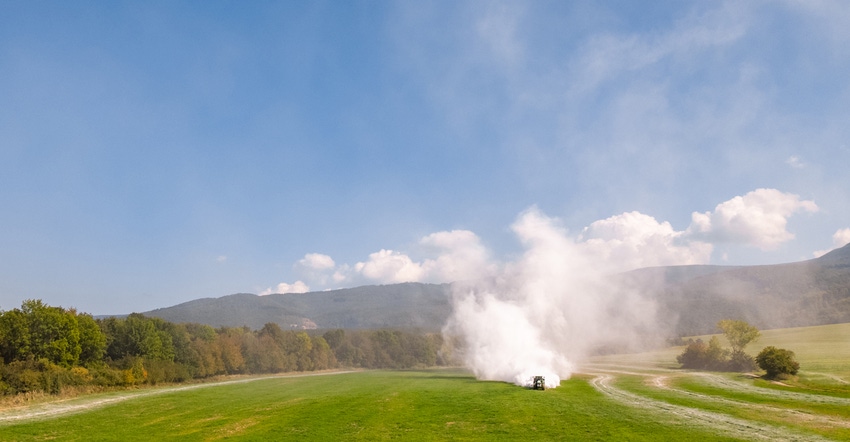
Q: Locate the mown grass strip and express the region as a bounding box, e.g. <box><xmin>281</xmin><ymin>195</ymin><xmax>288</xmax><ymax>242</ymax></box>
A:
<box><xmin>612</xmin><ymin>373</ymin><xmax>850</xmax><ymax>440</ymax></box>
<box><xmin>1</xmin><ymin>369</ymin><xmax>741</xmax><ymax>441</ymax></box>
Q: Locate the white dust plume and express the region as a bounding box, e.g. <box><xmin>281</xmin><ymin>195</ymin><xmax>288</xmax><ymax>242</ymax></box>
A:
<box><xmin>443</xmin><ymin>207</ymin><xmax>660</xmax><ymax>389</ymax></box>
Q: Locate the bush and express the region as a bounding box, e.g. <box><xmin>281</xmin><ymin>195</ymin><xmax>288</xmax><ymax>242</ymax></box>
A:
<box><xmin>144</xmin><ymin>359</ymin><xmax>191</xmax><ymax>384</ymax></box>
<box><xmin>1</xmin><ymin>361</ymin><xmax>42</xmax><ymax>394</ymax></box>
<box><xmin>756</xmin><ymin>346</ymin><xmax>799</xmax><ymax>379</ymax></box>
<box><xmin>726</xmin><ymin>350</ymin><xmax>757</xmax><ymax>372</ymax></box>
<box><xmin>677</xmin><ymin>339</ymin><xmax>708</xmax><ymax>368</ymax></box>
<box><xmin>88</xmin><ymin>364</ymin><xmax>125</xmax><ymax>387</ymax></box>
<box><xmin>677</xmin><ymin>336</ymin><xmax>728</xmax><ymax>370</ymax></box>
<box><xmin>0</xmin><ymin>358</ymin><xmax>92</xmax><ymax>395</ymax></box>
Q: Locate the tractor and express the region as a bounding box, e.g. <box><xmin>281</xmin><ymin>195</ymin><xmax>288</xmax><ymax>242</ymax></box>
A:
<box><xmin>531</xmin><ymin>375</ymin><xmax>545</xmax><ymax>390</ymax></box>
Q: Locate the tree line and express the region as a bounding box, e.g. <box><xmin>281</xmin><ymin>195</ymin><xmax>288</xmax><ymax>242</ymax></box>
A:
<box><xmin>677</xmin><ymin>319</ymin><xmax>799</xmax><ymax>378</ymax></box>
<box><xmin>0</xmin><ymin>299</ymin><xmax>447</xmax><ymax>396</ymax></box>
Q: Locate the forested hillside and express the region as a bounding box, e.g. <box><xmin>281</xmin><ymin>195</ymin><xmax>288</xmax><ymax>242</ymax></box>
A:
<box><xmin>144</xmin><ymin>282</ymin><xmax>452</xmax><ymax>330</ymax></box>
<box><xmin>648</xmin><ymin>243</ymin><xmax>850</xmax><ymax>335</ymax></box>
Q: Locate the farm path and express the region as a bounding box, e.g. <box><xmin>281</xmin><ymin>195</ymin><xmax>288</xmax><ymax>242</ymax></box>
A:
<box><xmin>693</xmin><ymin>372</ymin><xmax>850</xmax><ymax>406</ymax></box>
<box><xmin>582</xmin><ymin>367</ymin><xmax>832</xmax><ymax>441</ymax></box>
<box><xmin>593</xmin><ymin>368</ymin><xmax>850</xmax><ymax>431</ymax></box>
<box><xmin>586</xmin><ymin>372</ymin><xmax>831</xmax><ymax>442</ymax></box>
<box><xmin>0</xmin><ymin>370</ymin><xmax>355</xmax><ymax>425</ymax></box>
<box><xmin>807</xmin><ymin>372</ymin><xmax>849</xmax><ymax>384</ymax></box>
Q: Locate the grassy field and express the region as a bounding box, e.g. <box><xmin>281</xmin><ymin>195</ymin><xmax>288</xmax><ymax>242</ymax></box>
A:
<box><xmin>585</xmin><ymin>322</ymin><xmax>850</xmax><ymax>440</ymax></box>
<box><xmin>0</xmin><ymin>370</ymin><xmax>741</xmax><ymax>441</ymax></box>
<box><xmin>1</xmin><ymin>322</ymin><xmax>848</xmax><ymax>441</ymax></box>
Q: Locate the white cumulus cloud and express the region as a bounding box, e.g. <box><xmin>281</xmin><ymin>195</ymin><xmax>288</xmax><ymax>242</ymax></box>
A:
<box><xmin>259</xmin><ymin>280</ymin><xmax>310</xmax><ymax>296</ymax></box>
<box><xmin>687</xmin><ymin>188</ymin><xmax>818</xmax><ymax>250</ymax></box>
<box><xmin>292</xmin><ymin>253</ymin><xmax>338</xmax><ymax>286</ymax></box>
<box><xmin>298</xmin><ymin>253</ymin><xmax>336</xmax><ymax>271</ymax></box>
<box><xmin>354</xmin><ymin>249</ymin><xmax>425</xmax><ymax>284</ymax></box>
<box><xmin>339</xmin><ymin>230</ymin><xmax>493</xmax><ymax>286</ymax></box>
<box><xmin>786</xmin><ymin>155</ymin><xmax>805</xmax><ymax>169</ymax></box>
<box><xmin>419</xmin><ymin>230</ymin><xmax>492</xmax><ymax>282</ymax></box>
<box><xmin>271</xmin><ymin>189</ymin><xmax>821</xmax><ymax>290</ymax></box>
<box><xmin>816</xmin><ymin>227</ymin><xmax>850</xmax><ymax>257</ymax></box>
<box><xmin>834</xmin><ymin>228</ymin><xmax>850</xmax><ymax>247</ymax></box>
<box><xmin>579</xmin><ymin>211</ymin><xmax>712</xmax><ymax>272</ymax></box>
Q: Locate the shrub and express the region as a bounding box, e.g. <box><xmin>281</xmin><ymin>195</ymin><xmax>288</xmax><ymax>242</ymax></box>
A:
<box><xmin>677</xmin><ymin>339</ymin><xmax>708</xmax><ymax>368</ymax></box>
<box><xmin>756</xmin><ymin>346</ymin><xmax>799</xmax><ymax>379</ymax></box>
<box><xmin>0</xmin><ymin>358</ymin><xmax>91</xmax><ymax>395</ymax></box>
<box><xmin>88</xmin><ymin>365</ymin><xmax>125</xmax><ymax>387</ymax></box>
<box><xmin>726</xmin><ymin>351</ymin><xmax>757</xmax><ymax>372</ymax></box>
<box><xmin>676</xmin><ymin>336</ymin><xmax>728</xmax><ymax>370</ymax></box>
<box><xmin>144</xmin><ymin>359</ymin><xmax>191</xmax><ymax>384</ymax></box>
<box><xmin>1</xmin><ymin>361</ymin><xmax>42</xmax><ymax>394</ymax></box>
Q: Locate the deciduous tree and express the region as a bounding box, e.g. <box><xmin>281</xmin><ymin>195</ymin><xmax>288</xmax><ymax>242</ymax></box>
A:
<box><xmin>756</xmin><ymin>346</ymin><xmax>800</xmax><ymax>378</ymax></box>
<box><xmin>717</xmin><ymin>319</ymin><xmax>760</xmax><ymax>354</ymax></box>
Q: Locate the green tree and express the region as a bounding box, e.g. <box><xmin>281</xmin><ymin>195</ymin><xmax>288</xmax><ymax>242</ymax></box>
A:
<box><xmin>293</xmin><ymin>332</ymin><xmax>313</xmax><ymax>371</ymax></box>
<box><xmin>677</xmin><ymin>339</ymin><xmax>708</xmax><ymax>369</ymax></box>
<box><xmin>756</xmin><ymin>346</ymin><xmax>800</xmax><ymax>378</ymax></box>
<box><xmin>76</xmin><ymin>312</ymin><xmax>107</xmax><ymax>364</ymax></box>
<box><xmin>323</xmin><ymin>329</ymin><xmax>344</xmax><ymax>350</ymax></box>
<box><xmin>22</xmin><ymin>300</ymin><xmax>81</xmax><ymax>367</ymax></box>
<box><xmin>104</xmin><ymin>314</ymin><xmax>175</xmax><ymax>361</ymax></box>
<box><xmin>676</xmin><ymin>336</ymin><xmax>728</xmax><ymax>370</ymax></box>
<box><xmin>309</xmin><ymin>336</ymin><xmax>336</xmax><ymax>370</ymax></box>
<box><xmin>718</xmin><ymin>319</ymin><xmax>759</xmax><ymax>372</ymax></box>
<box><xmin>259</xmin><ymin>323</ymin><xmax>285</xmax><ymax>345</ymax></box>
<box><xmin>0</xmin><ymin>309</ymin><xmax>30</xmax><ymax>363</ymax></box>
<box><xmin>704</xmin><ymin>336</ymin><xmax>728</xmax><ymax>370</ymax></box>
<box><xmin>216</xmin><ymin>327</ymin><xmax>245</xmax><ymax>374</ymax></box>
<box><xmin>717</xmin><ymin>319</ymin><xmax>760</xmax><ymax>354</ymax></box>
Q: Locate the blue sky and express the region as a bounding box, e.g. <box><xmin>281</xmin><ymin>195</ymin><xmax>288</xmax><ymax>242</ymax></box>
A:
<box><xmin>2</xmin><ymin>1</ymin><xmax>849</xmax><ymax>315</ymax></box>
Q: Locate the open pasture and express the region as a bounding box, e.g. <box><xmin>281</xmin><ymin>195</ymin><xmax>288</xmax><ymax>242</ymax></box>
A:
<box><xmin>585</xmin><ymin>322</ymin><xmax>850</xmax><ymax>440</ymax></box>
<box><xmin>1</xmin><ymin>322</ymin><xmax>848</xmax><ymax>441</ymax></box>
<box><xmin>0</xmin><ymin>370</ymin><xmax>735</xmax><ymax>441</ymax></box>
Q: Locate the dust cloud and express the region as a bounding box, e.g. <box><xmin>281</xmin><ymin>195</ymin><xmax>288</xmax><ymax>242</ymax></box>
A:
<box><xmin>443</xmin><ymin>207</ymin><xmax>662</xmax><ymax>388</ymax></box>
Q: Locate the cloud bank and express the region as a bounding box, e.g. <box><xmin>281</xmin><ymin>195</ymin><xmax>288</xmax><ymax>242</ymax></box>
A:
<box><xmin>687</xmin><ymin>188</ymin><xmax>818</xmax><ymax>250</ymax></box>
<box><xmin>264</xmin><ymin>188</ymin><xmax>818</xmax><ymax>292</ymax></box>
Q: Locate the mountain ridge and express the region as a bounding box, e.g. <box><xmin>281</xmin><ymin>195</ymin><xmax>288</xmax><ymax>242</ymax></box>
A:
<box><xmin>143</xmin><ymin>244</ymin><xmax>850</xmax><ymax>336</ymax></box>
<box><xmin>144</xmin><ymin>282</ymin><xmax>452</xmax><ymax>331</ymax></box>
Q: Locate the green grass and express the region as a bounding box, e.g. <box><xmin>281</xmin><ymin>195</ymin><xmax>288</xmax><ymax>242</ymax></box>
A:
<box><xmin>615</xmin><ymin>374</ymin><xmax>850</xmax><ymax>440</ymax></box>
<box><xmin>1</xmin><ymin>370</ymin><xmax>738</xmax><ymax>441</ymax></box>
<box><xmin>687</xmin><ymin>322</ymin><xmax>850</xmax><ymax>373</ymax></box>
<box><xmin>586</xmin><ymin>322</ymin><xmax>850</xmax><ymax>440</ymax></box>
<box><xmin>2</xmin><ymin>322</ymin><xmax>848</xmax><ymax>441</ymax></box>
<box><xmin>751</xmin><ymin>322</ymin><xmax>850</xmax><ymax>379</ymax></box>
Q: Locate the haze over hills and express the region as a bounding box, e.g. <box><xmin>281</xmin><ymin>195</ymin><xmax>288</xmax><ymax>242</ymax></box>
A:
<box><xmin>143</xmin><ymin>244</ymin><xmax>850</xmax><ymax>336</ymax></box>
<box><xmin>144</xmin><ymin>283</ymin><xmax>452</xmax><ymax>331</ymax></box>
<box><xmin>654</xmin><ymin>242</ymin><xmax>850</xmax><ymax>335</ymax></box>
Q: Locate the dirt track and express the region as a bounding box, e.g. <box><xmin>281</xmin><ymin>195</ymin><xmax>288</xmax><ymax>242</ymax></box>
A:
<box><xmin>585</xmin><ymin>370</ymin><xmax>833</xmax><ymax>441</ymax></box>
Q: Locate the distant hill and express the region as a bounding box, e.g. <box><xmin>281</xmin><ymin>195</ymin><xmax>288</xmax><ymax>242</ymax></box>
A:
<box><xmin>143</xmin><ymin>244</ymin><xmax>850</xmax><ymax>336</ymax></box>
<box><xmin>144</xmin><ymin>282</ymin><xmax>452</xmax><ymax>331</ymax></box>
<box><xmin>647</xmin><ymin>243</ymin><xmax>850</xmax><ymax>335</ymax></box>
<box><xmin>616</xmin><ymin>242</ymin><xmax>850</xmax><ymax>335</ymax></box>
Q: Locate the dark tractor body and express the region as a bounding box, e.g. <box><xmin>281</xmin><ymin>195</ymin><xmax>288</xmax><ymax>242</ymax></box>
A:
<box><xmin>532</xmin><ymin>375</ymin><xmax>545</xmax><ymax>390</ymax></box>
